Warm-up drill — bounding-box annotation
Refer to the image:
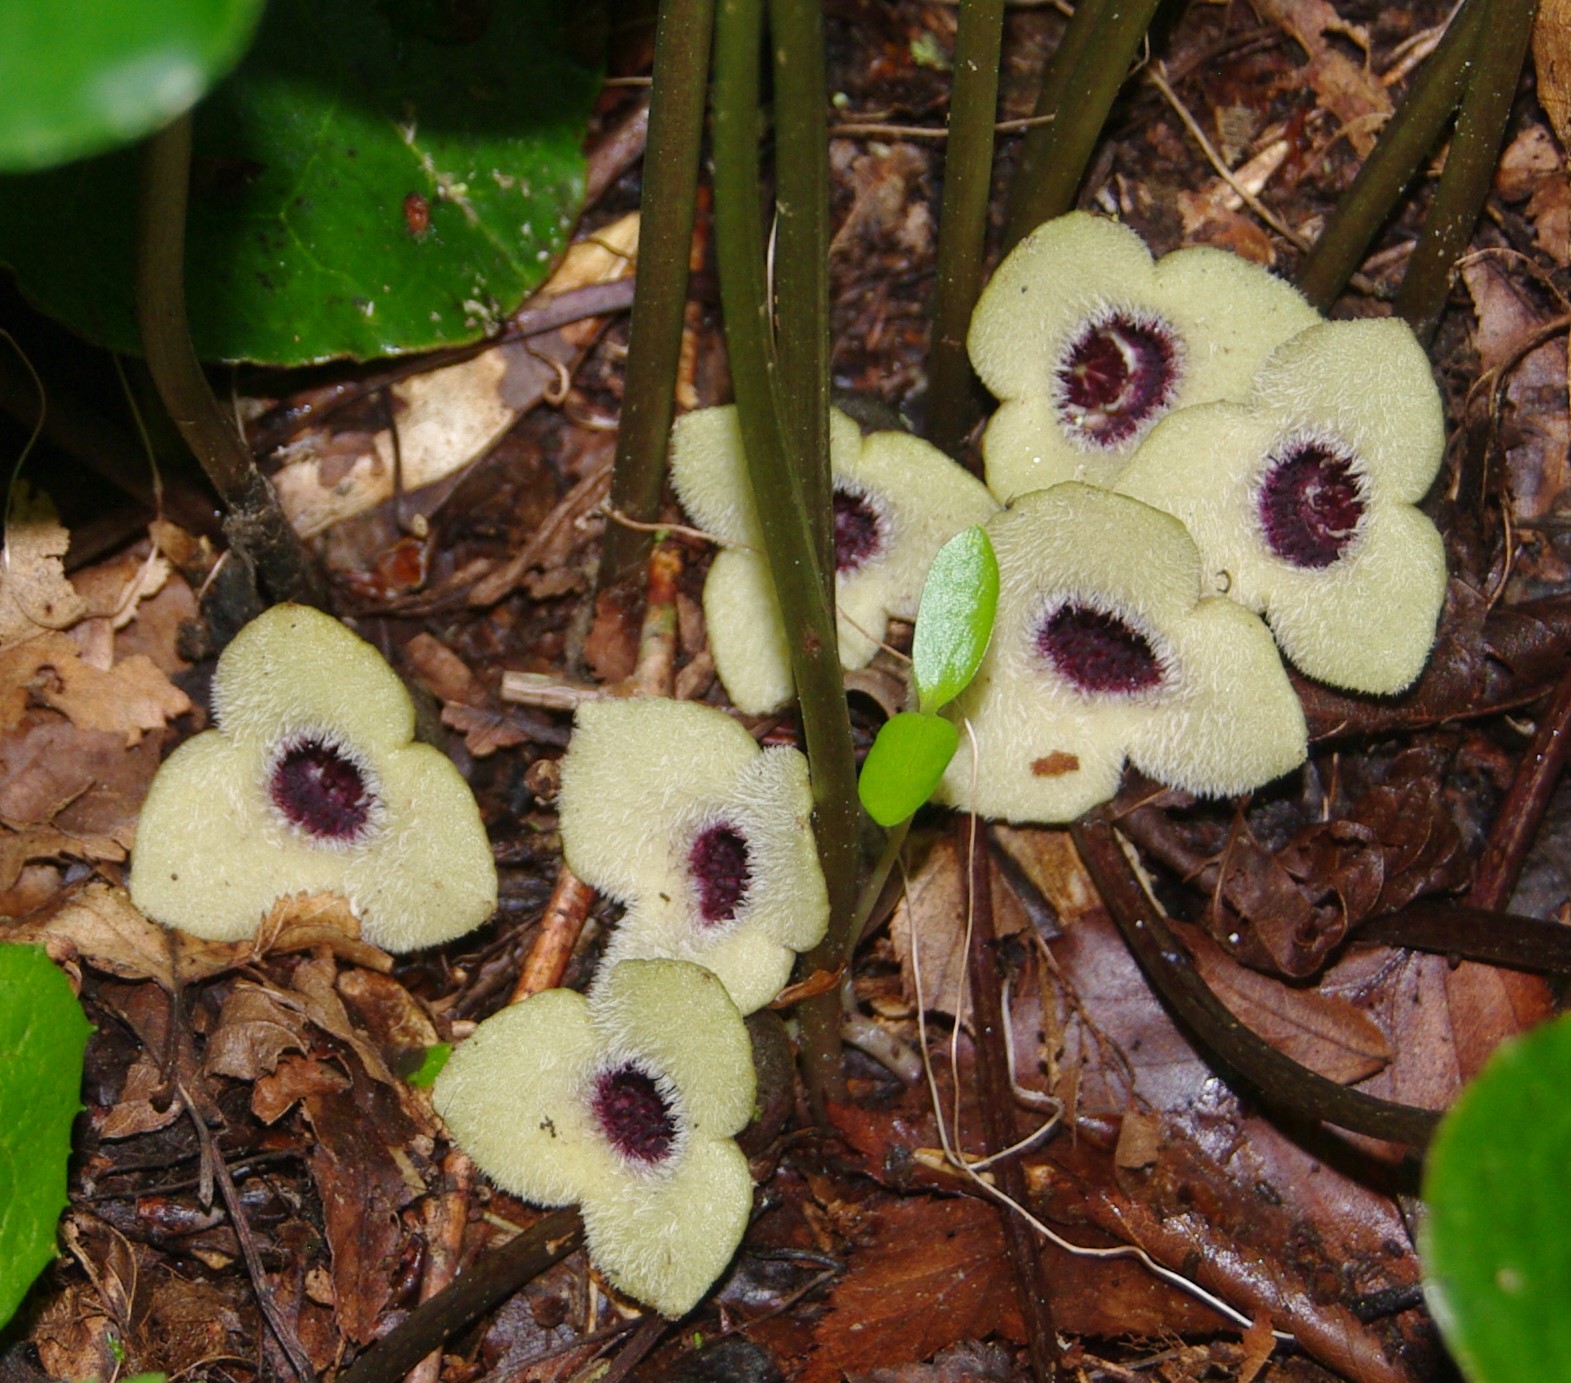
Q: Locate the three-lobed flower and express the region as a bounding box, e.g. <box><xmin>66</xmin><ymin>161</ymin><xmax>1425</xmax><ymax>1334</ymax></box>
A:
<box><xmin>131</xmin><ymin>603</ymin><xmax>497</xmax><ymax>952</ymax></box>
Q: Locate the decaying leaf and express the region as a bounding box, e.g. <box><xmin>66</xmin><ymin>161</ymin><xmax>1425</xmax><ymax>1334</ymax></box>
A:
<box><xmin>797</xmin><ymin>1196</ymin><xmax>1024</xmax><ymax>1383</ymax></box>
<box><xmin>0</xmin><ymin>482</ymin><xmax>88</xmax><ymax>646</ymax></box>
<box><xmin>1534</xmin><ymin>0</ymin><xmax>1571</xmax><ymax>150</ymax></box>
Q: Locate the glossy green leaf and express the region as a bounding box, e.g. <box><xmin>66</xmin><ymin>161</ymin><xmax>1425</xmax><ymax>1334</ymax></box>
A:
<box><xmin>0</xmin><ymin>946</ymin><xmax>91</xmax><ymax>1329</ymax></box>
<box><xmin>911</xmin><ymin>525</ymin><xmax>998</xmax><ymax>715</ymax></box>
<box><xmin>0</xmin><ymin>0</ymin><xmax>600</xmax><ymax>364</ymax></box>
<box><xmin>0</xmin><ymin>0</ymin><xmax>265</xmax><ymax>172</ymax></box>
<box><xmin>858</xmin><ymin>711</ymin><xmax>960</xmax><ymax>827</ymax></box>
<box><xmin>1422</xmin><ymin>1013</ymin><xmax>1571</xmax><ymax>1382</ymax></box>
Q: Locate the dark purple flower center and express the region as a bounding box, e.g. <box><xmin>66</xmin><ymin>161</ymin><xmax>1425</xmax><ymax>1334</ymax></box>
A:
<box><xmin>1055</xmin><ymin>311</ymin><xmax>1181</xmax><ymax>448</ymax></box>
<box><xmin>1257</xmin><ymin>440</ymin><xmax>1365</xmax><ymax>569</ymax></box>
<box><xmin>592</xmin><ymin>1064</ymin><xmax>677</xmax><ymax>1164</ymax></box>
<box><xmin>689</xmin><ymin>823</ymin><xmax>751</xmax><ymax>925</ymax></box>
<box><xmin>1037</xmin><ymin>603</ymin><xmax>1164</xmax><ymax>695</ymax></box>
<box><xmin>269</xmin><ymin>736</ymin><xmax>374</xmax><ymax>841</ymax></box>
<box><xmin>833</xmin><ymin>488</ymin><xmax>884</xmax><ymax>574</ymax></box>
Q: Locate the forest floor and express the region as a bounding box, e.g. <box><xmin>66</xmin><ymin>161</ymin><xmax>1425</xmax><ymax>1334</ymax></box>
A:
<box><xmin>4</xmin><ymin>0</ymin><xmax>1571</xmax><ymax>1379</ymax></box>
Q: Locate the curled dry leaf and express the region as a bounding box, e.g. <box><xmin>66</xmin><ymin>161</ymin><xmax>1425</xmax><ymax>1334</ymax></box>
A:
<box><xmin>0</xmin><ymin>482</ymin><xmax>87</xmax><ymax>645</ymax></box>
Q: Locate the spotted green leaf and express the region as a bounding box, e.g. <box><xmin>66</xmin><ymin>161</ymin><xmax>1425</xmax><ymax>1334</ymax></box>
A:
<box><xmin>1422</xmin><ymin>1013</ymin><xmax>1571</xmax><ymax>1382</ymax></box>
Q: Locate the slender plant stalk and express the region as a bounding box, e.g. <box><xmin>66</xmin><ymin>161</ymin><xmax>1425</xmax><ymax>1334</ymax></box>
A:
<box><xmin>135</xmin><ymin>113</ymin><xmax>327</xmax><ymax>608</ymax></box>
<box><xmin>1073</xmin><ymin>814</ymin><xmax>1439</xmax><ymax>1147</ymax></box>
<box><xmin>598</xmin><ymin>0</ymin><xmax>716</xmax><ymax>590</ymax></box>
<box><xmin>1001</xmin><ymin>0</ymin><xmax>1163</xmax><ymax>252</ymax></box>
<box><xmin>1296</xmin><ymin>0</ymin><xmax>1489</xmax><ymax>309</ymax></box>
<box><xmin>925</xmin><ymin>0</ymin><xmax>1006</xmax><ymax>457</ymax></box>
<box><xmin>711</xmin><ymin>0</ymin><xmax>860</xmax><ymax>1108</ymax></box>
<box><xmin>769</xmin><ymin>0</ymin><xmax>833</xmax><ymax>582</ymax></box>
<box><xmin>1393</xmin><ymin>0</ymin><xmax>1540</xmax><ymax>343</ymax></box>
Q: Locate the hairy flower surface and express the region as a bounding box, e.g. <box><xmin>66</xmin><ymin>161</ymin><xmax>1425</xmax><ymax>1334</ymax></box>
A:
<box><xmin>433</xmin><ymin>959</ymin><xmax>755</xmax><ymax>1318</ymax></box>
<box><xmin>936</xmin><ymin>485</ymin><xmax>1306</xmax><ymax>822</ymax></box>
<box><xmin>558</xmin><ymin>697</ymin><xmax>827</xmax><ymax>1014</ymax></box>
<box><xmin>969</xmin><ymin>212</ymin><xmax>1319</xmax><ymax>502</ymax></box>
<box><xmin>1115</xmin><ymin>319</ymin><xmax>1446</xmax><ymax>693</ymax></box>
<box><xmin>131</xmin><ymin>603</ymin><xmax>496</xmax><ymax>951</ymax></box>
<box><xmin>671</xmin><ymin>405</ymin><xmax>998</xmax><ymax>713</ymax></box>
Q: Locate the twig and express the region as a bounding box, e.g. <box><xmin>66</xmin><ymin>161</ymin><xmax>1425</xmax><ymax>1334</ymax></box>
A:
<box><xmin>336</xmin><ymin>1210</ymin><xmax>584</xmax><ymax>1383</ymax></box>
<box><xmin>406</xmin><ymin>1150</ymin><xmax>475</xmax><ymax>1383</ymax></box>
<box><xmin>1466</xmin><ymin>659</ymin><xmax>1571</xmax><ymax>912</ymax></box>
<box><xmin>511</xmin><ymin>865</ymin><xmax>598</xmax><ymax>1003</ymax></box>
<box><xmin>1359</xmin><ymin>902</ymin><xmax>1571</xmax><ymax>974</ymax></box>
<box><xmin>180</xmin><ymin>1083</ymin><xmax>315</xmax><ymax>1382</ymax></box>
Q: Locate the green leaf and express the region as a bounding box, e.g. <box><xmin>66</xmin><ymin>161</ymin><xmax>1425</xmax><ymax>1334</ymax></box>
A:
<box><xmin>911</xmin><ymin>525</ymin><xmax>998</xmax><ymax>715</ymax></box>
<box><xmin>0</xmin><ymin>0</ymin><xmax>601</xmax><ymax>365</ymax></box>
<box><xmin>0</xmin><ymin>946</ymin><xmax>91</xmax><ymax>1329</ymax></box>
<box><xmin>0</xmin><ymin>0</ymin><xmax>265</xmax><ymax>173</ymax></box>
<box><xmin>858</xmin><ymin>711</ymin><xmax>960</xmax><ymax>827</ymax></box>
<box><xmin>1421</xmin><ymin>1013</ymin><xmax>1571</xmax><ymax>1382</ymax></box>
<box><xmin>400</xmin><ymin>1042</ymin><xmax>452</xmax><ymax>1089</ymax></box>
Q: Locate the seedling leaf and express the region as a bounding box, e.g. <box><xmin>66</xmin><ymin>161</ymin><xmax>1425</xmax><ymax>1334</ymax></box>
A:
<box><xmin>0</xmin><ymin>945</ymin><xmax>91</xmax><ymax>1329</ymax></box>
<box><xmin>911</xmin><ymin>526</ymin><xmax>998</xmax><ymax>714</ymax></box>
<box><xmin>1421</xmin><ymin>1012</ymin><xmax>1571</xmax><ymax>1382</ymax></box>
<box><xmin>858</xmin><ymin>711</ymin><xmax>960</xmax><ymax>827</ymax></box>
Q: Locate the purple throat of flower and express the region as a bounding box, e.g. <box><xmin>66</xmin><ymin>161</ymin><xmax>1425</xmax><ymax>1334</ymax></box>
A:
<box><xmin>1054</xmin><ymin>309</ymin><xmax>1182</xmax><ymax>449</ymax></box>
<box><xmin>1037</xmin><ymin>601</ymin><xmax>1166</xmax><ymax>696</ymax></box>
<box><xmin>592</xmin><ymin>1063</ymin><xmax>679</xmax><ymax>1165</ymax></box>
<box><xmin>689</xmin><ymin>822</ymin><xmax>752</xmax><ymax>926</ymax></box>
<box><xmin>1257</xmin><ymin>436</ymin><xmax>1366</xmax><ymax>569</ymax></box>
<box><xmin>833</xmin><ymin>486</ymin><xmax>885</xmax><ymax>574</ymax></box>
<box><xmin>268</xmin><ymin>732</ymin><xmax>378</xmax><ymax>843</ymax></box>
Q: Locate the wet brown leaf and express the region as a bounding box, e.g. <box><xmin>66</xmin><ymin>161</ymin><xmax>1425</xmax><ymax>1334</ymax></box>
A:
<box><xmin>797</xmin><ymin>1196</ymin><xmax>1024</xmax><ymax>1383</ymax></box>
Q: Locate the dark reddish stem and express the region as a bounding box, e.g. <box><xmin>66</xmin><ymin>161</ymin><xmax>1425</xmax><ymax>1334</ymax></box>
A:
<box><xmin>1467</xmin><ymin>659</ymin><xmax>1571</xmax><ymax>912</ymax></box>
<box><xmin>959</xmin><ymin>815</ymin><xmax>1060</xmax><ymax>1381</ymax></box>
<box><xmin>1071</xmin><ymin>813</ymin><xmax>1439</xmax><ymax>1147</ymax></box>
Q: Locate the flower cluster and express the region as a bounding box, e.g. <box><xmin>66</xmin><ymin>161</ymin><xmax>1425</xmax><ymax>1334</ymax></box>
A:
<box><xmin>932</xmin><ymin>214</ymin><xmax>1450</xmax><ymax>819</ymax></box>
<box><xmin>671</xmin><ymin>404</ymin><xmax>997</xmax><ymax>713</ymax></box>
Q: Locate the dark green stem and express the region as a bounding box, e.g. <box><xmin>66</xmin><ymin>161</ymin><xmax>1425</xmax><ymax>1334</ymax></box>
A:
<box><xmin>1001</xmin><ymin>0</ymin><xmax>1163</xmax><ymax>252</ymax></box>
<box><xmin>769</xmin><ymin>0</ymin><xmax>833</xmax><ymax>582</ymax></box>
<box><xmin>135</xmin><ymin>113</ymin><xmax>327</xmax><ymax>608</ymax></box>
<box><xmin>1296</xmin><ymin>0</ymin><xmax>1488</xmax><ymax>309</ymax></box>
<box><xmin>711</xmin><ymin>0</ymin><xmax>860</xmax><ymax>1108</ymax></box>
<box><xmin>925</xmin><ymin>0</ymin><xmax>1006</xmax><ymax>457</ymax></box>
<box><xmin>598</xmin><ymin>0</ymin><xmax>716</xmax><ymax>591</ymax></box>
<box><xmin>1393</xmin><ymin>0</ymin><xmax>1539</xmax><ymax>344</ymax></box>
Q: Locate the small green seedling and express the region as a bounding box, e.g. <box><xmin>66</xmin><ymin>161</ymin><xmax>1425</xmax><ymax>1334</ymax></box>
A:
<box><xmin>1422</xmin><ymin>1012</ymin><xmax>1571</xmax><ymax>1383</ymax></box>
<box><xmin>400</xmin><ymin>1043</ymin><xmax>452</xmax><ymax>1089</ymax></box>
<box><xmin>857</xmin><ymin>525</ymin><xmax>997</xmax><ymax>827</ymax></box>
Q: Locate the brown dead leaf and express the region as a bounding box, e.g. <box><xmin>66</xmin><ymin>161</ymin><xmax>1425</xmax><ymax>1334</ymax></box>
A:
<box><xmin>889</xmin><ymin>833</ymin><xmax>1027</xmax><ymax>1018</ymax></box>
<box><xmin>1534</xmin><ymin>0</ymin><xmax>1571</xmax><ymax>150</ymax></box>
<box><xmin>5</xmin><ymin>882</ymin><xmax>391</xmax><ymax>990</ymax></box>
<box><xmin>1497</xmin><ymin>124</ymin><xmax>1571</xmax><ymax>263</ymax></box>
<box><xmin>69</xmin><ymin>544</ymin><xmax>173</xmax><ymax>629</ymax></box>
<box><xmin>1190</xmin><ymin>932</ymin><xmax>1391</xmax><ymax>1084</ymax></box>
<box><xmin>1463</xmin><ymin>255</ymin><xmax>1571</xmax><ymax>530</ymax></box>
<box><xmin>1253</xmin><ymin>0</ymin><xmax>1390</xmax><ymax>155</ymax></box>
<box><xmin>303</xmin><ymin>1058</ymin><xmax>426</xmax><ymax>1343</ymax></box>
<box><xmin>0</xmin><ymin>631</ymin><xmax>191</xmax><ymax>742</ymax></box>
<box><xmin>0</xmin><ymin>481</ymin><xmax>88</xmax><ymax>646</ymax></box>
<box><xmin>253</xmin><ymin>1051</ymin><xmax>352</xmax><ymax>1124</ymax></box>
<box><xmin>96</xmin><ymin>1052</ymin><xmax>185</xmax><ymax>1138</ymax></box>
<box><xmin>204</xmin><ymin>984</ymin><xmax>311</xmax><ymax>1081</ymax></box>
<box><xmin>797</xmin><ymin>1196</ymin><xmax>1024</xmax><ymax>1383</ymax></box>
<box><xmin>403</xmin><ymin>631</ymin><xmax>481</xmax><ymax>705</ymax></box>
